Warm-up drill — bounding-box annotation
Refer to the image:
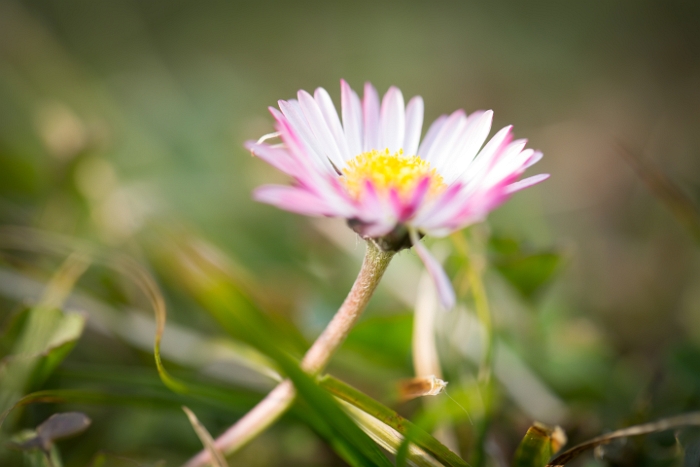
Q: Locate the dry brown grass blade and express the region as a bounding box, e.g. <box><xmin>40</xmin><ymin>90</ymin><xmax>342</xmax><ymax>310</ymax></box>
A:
<box><xmin>617</xmin><ymin>142</ymin><xmax>700</xmax><ymax>244</ymax></box>
<box><xmin>547</xmin><ymin>412</ymin><xmax>700</xmax><ymax>466</ymax></box>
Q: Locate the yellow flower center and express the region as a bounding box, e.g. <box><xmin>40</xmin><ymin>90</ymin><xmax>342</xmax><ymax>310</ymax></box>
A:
<box><xmin>341</xmin><ymin>149</ymin><xmax>446</xmax><ymax>200</ymax></box>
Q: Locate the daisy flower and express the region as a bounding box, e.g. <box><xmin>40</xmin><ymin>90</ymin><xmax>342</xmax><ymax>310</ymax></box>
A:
<box><xmin>246</xmin><ymin>81</ymin><xmax>548</xmax><ymax>309</ymax></box>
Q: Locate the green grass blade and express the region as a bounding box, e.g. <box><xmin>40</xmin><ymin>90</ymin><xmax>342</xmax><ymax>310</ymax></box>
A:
<box><xmin>319</xmin><ymin>375</ymin><xmax>470</xmax><ymax>467</ymax></box>
<box><xmin>269</xmin><ymin>350</ymin><xmax>392</xmax><ymax>466</ymax></box>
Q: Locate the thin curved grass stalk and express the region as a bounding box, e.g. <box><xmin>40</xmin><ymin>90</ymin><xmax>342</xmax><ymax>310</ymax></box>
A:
<box><xmin>184</xmin><ymin>241</ymin><xmax>394</xmax><ymax>467</ymax></box>
<box><xmin>0</xmin><ymin>253</ymin><xmax>280</xmax><ymax>390</ymax></box>
<box><xmin>617</xmin><ymin>142</ymin><xmax>700</xmax><ymax>245</ymax></box>
<box><xmin>548</xmin><ymin>412</ymin><xmax>700</xmax><ymax>466</ymax></box>
<box><xmin>450</xmin><ymin>231</ymin><xmax>496</xmax><ymax>467</ymax></box>
<box><xmin>0</xmin><ymin>226</ymin><xmax>193</xmax><ymax>394</ymax></box>
<box><xmin>182</xmin><ymin>407</ymin><xmax>227</xmax><ymax>467</ymax></box>
<box><xmin>450</xmin><ymin>232</ymin><xmax>492</xmax><ymax>381</ymax></box>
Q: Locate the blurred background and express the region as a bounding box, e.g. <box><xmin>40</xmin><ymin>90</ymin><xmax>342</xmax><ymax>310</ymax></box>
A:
<box><xmin>1</xmin><ymin>1</ymin><xmax>700</xmax><ymax>466</ymax></box>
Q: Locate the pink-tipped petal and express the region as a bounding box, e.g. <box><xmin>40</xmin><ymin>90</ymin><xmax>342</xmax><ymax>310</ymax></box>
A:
<box><xmin>402</xmin><ymin>176</ymin><xmax>431</xmax><ymax>220</ymax></box>
<box><xmin>412</xmin><ymin>181</ymin><xmax>464</xmax><ymax>227</ymax></box>
<box><xmin>273</xmin><ymin>109</ymin><xmax>335</xmax><ymax>177</ymax></box>
<box><xmin>298</xmin><ymin>90</ymin><xmax>345</xmax><ymax>170</ymax></box>
<box><xmin>459</xmin><ymin>125</ymin><xmax>513</xmax><ymax>187</ymax></box>
<box><xmin>423</xmin><ymin>110</ymin><xmax>467</xmax><ymax>172</ymax></box>
<box><xmin>487</xmin><ymin>139</ymin><xmax>528</xmax><ymax>179</ymax></box>
<box><xmin>359</xmin><ymin>181</ymin><xmax>397</xmax><ymax>233</ymax></box>
<box><xmin>524</xmin><ymin>150</ymin><xmax>543</xmax><ymax>169</ymax></box>
<box><xmin>315</xmin><ymin>87</ymin><xmax>351</xmax><ymax>161</ymax></box>
<box><xmin>410</xmin><ymin>230</ymin><xmax>456</xmax><ymax>310</ymax></box>
<box><xmin>505</xmin><ymin>173</ymin><xmax>550</xmax><ymax>194</ymax></box>
<box><xmin>246</xmin><ymin>141</ymin><xmax>300</xmax><ymax>179</ymax></box>
<box><xmin>341</xmin><ymin>79</ymin><xmax>363</xmax><ymax>156</ymax></box>
<box><xmin>380</xmin><ymin>86</ymin><xmax>405</xmax><ymax>154</ymax></box>
<box><xmin>363</xmin><ymin>83</ymin><xmax>381</xmax><ymax>152</ymax></box>
<box><xmin>356</xmin><ymin>221</ymin><xmax>396</xmax><ymax>239</ymax></box>
<box><xmin>417</xmin><ymin>114</ymin><xmax>448</xmax><ymax>158</ymax></box>
<box><xmin>388</xmin><ymin>188</ymin><xmax>403</xmax><ymax>220</ymax></box>
<box><xmin>404</xmin><ymin>96</ymin><xmax>424</xmax><ymax>156</ymax></box>
<box><xmin>254</xmin><ymin>185</ymin><xmax>339</xmax><ymax>217</ymax></box>
<box><xmin>277</xmin><ymin>100</ymin><xmax>336</xmax><ymax>175</ymax></box>
<box><xmin>443</xmin><ymin>110</ymin><xmax>493</xmax><ymax>183</ymax></box>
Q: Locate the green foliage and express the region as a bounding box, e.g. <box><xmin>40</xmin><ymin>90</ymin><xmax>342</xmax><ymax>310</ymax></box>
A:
<box><xmin>344</xmin><ymin>314</ymin><xmax>414</xmax><ymax>368</ymax></box>
<box><xmin>512</xmin><ymin>423</ymin><xmax>564</xmax><ymax>467</ymax></box>
<box><xmin>489</xmin><ymin>235</ymin><xmax>563</xmax><ymax>301</ymax></box>
<box><xmin>1</xmin><ymin>1</ymin><xmax>700</xmax><ymax>466</ymax></box>
<box><xmin>0</xmin><ymin>306</ymin><xmax>85</xmax><ymax>425</ymax></box>
<box><xmin>192</xmin><ymin>282</ymin><xmax>393</xmax><ymax>467</ymax></box>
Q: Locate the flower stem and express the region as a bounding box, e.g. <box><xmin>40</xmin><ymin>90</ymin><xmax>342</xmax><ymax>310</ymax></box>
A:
<box><xmin>183</xmin><ymin>241</ymin><xmax>394</xmax><ymax>467</ymax></box>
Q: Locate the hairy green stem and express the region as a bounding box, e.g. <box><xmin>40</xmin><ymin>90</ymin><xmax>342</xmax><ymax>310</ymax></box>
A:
<box><xmin>183</xmin><ymin>241</ymin><xmax>394</xmax><ymax>467</ymax></box>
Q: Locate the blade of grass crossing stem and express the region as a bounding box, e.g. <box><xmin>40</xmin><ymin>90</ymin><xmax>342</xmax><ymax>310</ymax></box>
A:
<box><xmin>199</xmin><ymin>287</ymin><xmax>393</xmax><ymax>467</ymax></box>
<box><xmin>276</xmin><ymin>353</ymin><xmax>392</xmax><ymax>467</ymax></box>
<box><xmin>182</xmin><ymin>407</ymin><xmax>227</xmax><ymax>467</ymax></box>
<box><xmin>293</xmin><ymin>399</ymin><xmax>386</xmax><ymax>467</ymax></box>
<box><xmin>319</xmin><ymin>375</ymin><xmax>470</xmax><ymax>467</ymax></box>
<box><xmin>123</xmin><ymin>231</ymin><xmax>390</xmax><ymax>465</ymax></box>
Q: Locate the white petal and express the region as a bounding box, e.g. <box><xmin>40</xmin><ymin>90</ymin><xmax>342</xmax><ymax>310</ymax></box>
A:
<box><xmin>363</xmin><ymin>82</ymin><xmax>381</xmax><ymax>152</ymax></box>
<box><xmin>481</xmin><ymin>141</ymin><xmax>529</xmax><ymax>188</ymax></box>
<box><xmin>270</xmin><ymin>110</ymin><xmax>357</xmax><ymax>212</ymax></box>
<box><xmin>314</xmin><ymin>87</ymin><xmax>351</xmax><ymax>162</ymax></box>
<box><xmin>458</xmin><ymin>125</ymin><xmax>512</xmax><ymax>186</ymax></box>
<box><xmin>379</xmin><ymin>86</ymin><xmax>405</xmax><ymax>153</ymax></box>
<box><xmin>278</xmin><ymin>100</ymin><xmax>336</xmax><ymax>175</ymax></box>
<box><xmin>505</xmin><ymin>173</ymin><xmax>549</xmax><ymax>194</ymax></box>
<box><xmin>403</xmin><ymin>96</ymin><xmax>424</xmax><ymax>156</ymax></box>
<box><xmin>418</xmin><ymin>114</ymin><xmax>448</xmax><ymax>158</ymax></box>
<box><xmin>442</xmin><ymin>110</ymin><xmax>493</xmax><ymax>183</ymax></box>
<box><xmin>412</xmin><ymin>183</ymin><xmax>468</xmax><ymax>232</ymax></box>
<box><xmin>524</xmin><ymin>150</ymin><xmax>543</xmax><ymax>169</ymax></box>
<box><xmin>246</xmin><ymin>141</ymin><xmax>300</xmax><ymax>179</ymax></box>
<box><xmin>423</xmin><ymin>110</ymin><xmax>467</xmax><ymax>172</ymax></box>
<box><xmin>254</xmin><ymin>185</ymin><xmax>340</xmax><ymax>217</ymax></box>
<box><xmin>355</xmin><ymin>181</ymin><xmax>397</xmax><ymax>236</ymax></box>
<box><xmin>297</xmin><ymin>90</ymin><xmax>345</xmax><ymax>170</ymax></box>
<box><xmin>341</xmin><ymin>80</ymin><xmax>363</xmax><ymax>157</ymax></box>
